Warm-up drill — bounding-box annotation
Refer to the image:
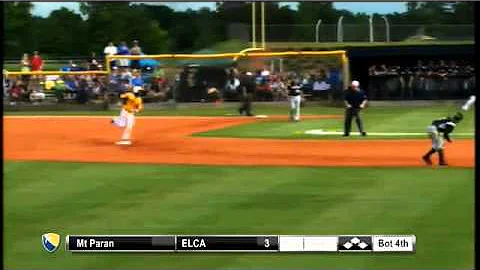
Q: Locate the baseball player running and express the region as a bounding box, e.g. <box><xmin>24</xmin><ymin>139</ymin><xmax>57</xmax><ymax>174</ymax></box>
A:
<box><xmin>422</xmin><ymin>95</ymin><xmax>474</xmax><ymax>166</ymax></box>
<box><xmin>422</xmin><ymin>112</ymin><xmax>463</xmax><ymax>166</ymax></box>
<box><xmin>111</xmin><ymin>86</ymin><xmax>143</xmax><ymax>145</ymax></box>
<box><xmin>288</xmin><ymin>80</ymin><xmax>302</xmax><ymax>121</ymax></box>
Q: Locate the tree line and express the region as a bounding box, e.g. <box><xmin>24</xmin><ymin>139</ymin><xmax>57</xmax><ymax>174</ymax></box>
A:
<box><xmin>4</xmin><ymin>2</ymin><xmax>474</xmax><ymax>59</ymax></box>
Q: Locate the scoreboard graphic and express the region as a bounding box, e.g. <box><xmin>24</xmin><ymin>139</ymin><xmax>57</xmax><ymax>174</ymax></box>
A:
<box><xmin>65</xmin><ymin>235</ymin><xmax>416</xmax><ymax>253</ymax></box>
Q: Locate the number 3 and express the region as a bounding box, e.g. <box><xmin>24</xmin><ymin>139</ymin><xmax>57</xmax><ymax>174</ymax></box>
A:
<box><xmin>264</xmin><ymin>238</ymin><xmax>270</xmax><ymax>248</ymax></box>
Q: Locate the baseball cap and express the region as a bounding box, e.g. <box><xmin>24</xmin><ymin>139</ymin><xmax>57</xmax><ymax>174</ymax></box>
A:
<box><xmin>351</xmin><ymin>80</ymin><xmax>360</xmax><ymax>87</ymax></box>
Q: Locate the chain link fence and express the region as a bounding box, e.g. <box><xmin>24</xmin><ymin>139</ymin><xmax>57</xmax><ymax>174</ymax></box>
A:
<box><xmin>252</xmin><ymin>24</ymin><xmax>474</xmax><ymax>43</ymax></box>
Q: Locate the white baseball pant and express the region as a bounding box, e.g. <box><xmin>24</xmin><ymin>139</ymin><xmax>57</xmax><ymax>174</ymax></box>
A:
<box><xmin>113</xmin><ymin>108</ymin><xmax>135</xmax><ymax>140</ymax></box>
<box><xmin>289</xmin><ymin>95</ymin><xmax>301</xmax><ymax>121</ymax></box>
<box><xmin>427</xmin><ymin>125</ymin><xmax>444</xmax><ymax>150</ymax></box>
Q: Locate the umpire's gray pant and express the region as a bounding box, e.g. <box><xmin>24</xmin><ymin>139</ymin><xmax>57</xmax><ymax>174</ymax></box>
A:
<box><xmin>289</xmin><ymin>95</ymin><xmax>301</xmax><ymax>121</ymax></box>
<box><xmin>427</xmin><ymin>125</ymin><xmax>444</xmax><ymax>150</ymax></box>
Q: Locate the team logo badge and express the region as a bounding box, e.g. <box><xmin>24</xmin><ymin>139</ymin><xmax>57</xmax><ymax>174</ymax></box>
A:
<box><xmin>42</xmin><ymin>233</ymin><xmax>61</xmax><ymax>253</ymax></box>
<box><xmin>338</xmin><ymin>236</ymin><xmax>372</xmax><ymax>252</ymax></box>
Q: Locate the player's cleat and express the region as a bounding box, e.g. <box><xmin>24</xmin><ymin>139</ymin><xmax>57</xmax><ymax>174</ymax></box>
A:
<box><xmin>438</xmin><ymin>162</ymin><xmax>448</xmax><ymax>167</ymax></box>
<box><xmin>422</xmin><ymin>156</ymin><xmax>432</xmax><ymax>165</ymax></box>
<box><xmin>361</xmin><ymin>132</ymin><xmax>367</xmax><ymax>136</ymax></box>
<box><xmin>115</xmin><ymin>140</ymin><xmax>132</xmax><ymax>145</ymax></box>
<box><xmin>111</xmin><ymin>119</ymin><xmax>114</xmax><ymax>124</ymax></box>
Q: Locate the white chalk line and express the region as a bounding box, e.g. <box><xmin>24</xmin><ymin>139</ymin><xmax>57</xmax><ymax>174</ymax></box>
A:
<box><xmin>3</xmin><ymin>115</ymin><xmax>244</xmax><ymax>120</ymax></box>
<box><xmin>304</xmin><ymin>129</ymin><xmax>474</xmax><ymax>136</ymax></box>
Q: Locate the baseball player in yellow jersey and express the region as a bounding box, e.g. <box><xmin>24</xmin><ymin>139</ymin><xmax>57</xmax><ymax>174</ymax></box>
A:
<box><xmin>111</xmin><ymin>87</ymin><xmax>143</xmax><ymax>145</ymax></box>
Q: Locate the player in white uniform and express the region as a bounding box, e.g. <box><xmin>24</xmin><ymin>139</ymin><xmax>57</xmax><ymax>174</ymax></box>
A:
<box><xmin>288</xmin><ymin>80</ymin><xmax>302</xmax><ymax>121</ymax></box>
<box><xmin>111</xmin><ymin>87</ymin><xmax>143</xmax><ymax>145</ymax></box>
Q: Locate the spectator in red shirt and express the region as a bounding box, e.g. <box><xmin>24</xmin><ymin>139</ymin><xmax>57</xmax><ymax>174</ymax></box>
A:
<box><xmin>31</xmin><ymin>51</ymin><xmax>43</xmax><ymax>71</ymax></box>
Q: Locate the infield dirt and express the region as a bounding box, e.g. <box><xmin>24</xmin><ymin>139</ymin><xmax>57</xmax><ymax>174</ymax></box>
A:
<box><xmin>4</xmin><ymin>116</ymin><xmax>474</xmax><ymax>167</ymax></box>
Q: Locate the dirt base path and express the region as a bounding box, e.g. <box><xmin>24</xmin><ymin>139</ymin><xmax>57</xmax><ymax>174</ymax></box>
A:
<box><xmin>4</xmin><ymin>116</ymin><xmax>474</xmax><ymax>168</ymax></box>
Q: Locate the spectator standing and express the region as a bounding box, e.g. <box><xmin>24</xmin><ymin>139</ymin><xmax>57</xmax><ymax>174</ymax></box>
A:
<box><xmin>21</xmin><ymin>53</ymin><xmax>30</xmax><ymax>72</ymax></box>
<box><xmin>343</xmin><ymin>80</ymin><xmax>368</xmax><ymax>137</ymax></box>
<box><xmin>117</xmin><ymin>41</ymin><xmax>130</xmax><ymax>68</ymax></box>
<box><xmin>30</xmin><ymin>51</ymin><xmax>44</xmax><ymax>97</ymax></box>
<box><xmin>104</xmin><ymin>41</ymin><xmax>118</xmax><ymax>68</ymax></box>
<box><xmin>31</xmin><ymin>51</ymin><xmax>43</xmax><ymax>71</ymax></box>
<box><xmin>130</xmin><ymin>40</ymin><xmax>142</xmax><ymax>70</ymax></box>
<box><xmin>88</xmin><ymin>52</ymin><xmax>100</xmax><ymax>70</ymax></box>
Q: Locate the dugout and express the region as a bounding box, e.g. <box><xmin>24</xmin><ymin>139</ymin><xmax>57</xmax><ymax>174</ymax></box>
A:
<box><xmin>347</xmin><ymin>44</ymin><xmax>475</xmax><ymax>99</ymax></box>
<box><xmin>177</xmin><ymin>64</ymin><xmax>232</xmax><ymax>102</ymax></box>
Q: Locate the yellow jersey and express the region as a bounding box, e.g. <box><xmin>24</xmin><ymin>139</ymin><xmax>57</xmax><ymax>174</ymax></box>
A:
<box><xmin>120</xmin><ymin>92</ymin><xmax>143</xmax><ymax>113</ymax></box>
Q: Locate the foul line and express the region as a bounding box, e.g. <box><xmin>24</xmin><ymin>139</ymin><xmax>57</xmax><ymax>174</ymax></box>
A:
<box><xmin>304</xmin><ymin>129</ymin><xmax>474</xmax><ymax>136</ymax></box>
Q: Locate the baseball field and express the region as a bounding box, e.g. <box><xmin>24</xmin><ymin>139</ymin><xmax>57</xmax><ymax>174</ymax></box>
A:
<box><xmin>3</xmin><ymin>103</ymin><xmax>475</xmax><ymax>269</ymax></box>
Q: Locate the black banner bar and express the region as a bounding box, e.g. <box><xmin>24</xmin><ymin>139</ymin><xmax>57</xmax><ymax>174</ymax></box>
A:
<box><xmin>175</xmin><ymin>235</ymin><xmax>279</xmax><ymax>252</ymax></box>
<box><xmin>67</xmin><ymin>235</ymin><xmax>175</xmax><ymax>252</ymax></box>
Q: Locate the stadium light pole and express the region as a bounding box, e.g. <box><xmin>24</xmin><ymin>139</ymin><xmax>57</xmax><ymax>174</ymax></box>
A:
<box><xmin>382</xmin><ymin>15</ymin><xmax>390</xmax><ymax>42</ymax></box>
<box><xmin>315</xmin><ymin>19</ymin><xmax>322</xmax><ymax>43</ymax></box>
<box><xmin>337</xmin><ymin>16</ymin><xmax>344</xmax><ymax>42</ymax></box>
<box><xmin>252</xmin><ymin>2</ymin><xmax>256</xmax><ymax>48</ymax></box>
<box><xmin>261</xmin><ymin>2</ymin><xmax>266</xmax><ymax>48</ymax></box>
<box><xmin>369</xmin><ymin>15</ymin><xmax>374</xmax><ymax>43</ymax></box>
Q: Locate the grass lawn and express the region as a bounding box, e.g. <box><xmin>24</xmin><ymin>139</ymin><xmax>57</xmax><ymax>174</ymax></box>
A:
<box><xmin>3</xmin><ymin>103</ymin><xmax>344</xmax><ymax>116</ymax></box>
<box><xmin>196</xmin><ymin>105</ymin><xmax>475</xmax><ymax>140</ymax></box>
<box><xmin>4</xmin><ymin>161</ymin><xmax>474</xmax><ymax>269</ymax></box>
<box><xmin>267</xmin><ymin>40</ymin><xmax>474</xmax><ymax>50</ymax></box>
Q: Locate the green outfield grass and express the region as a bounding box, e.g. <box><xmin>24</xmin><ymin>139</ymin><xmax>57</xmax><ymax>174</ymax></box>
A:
<box><xmin>4</xmin><ymin>103</ymin><xmax>343</xmax><ymax>116</ymax></box>
<box><xmin>4</xmin><ymin>161</ymin><xmax>474</xmax><ymax>269</ymax></box>
<box><xmin>267</xmin><ymin>40</ymin><xmax>474</xmax><ymax>50</ymax></box>
<box><xmin>196</xmin><ymin>105</ymin><xmax>475</xmax><ymax>140</ymax></box>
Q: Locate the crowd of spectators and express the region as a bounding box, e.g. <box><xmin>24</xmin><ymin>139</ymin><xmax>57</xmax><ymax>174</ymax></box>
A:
<box><xmin>5</xmin><ymin>40</ymin><xmax>173</xmax><ymax>105</ymax></box>
<box><xmin>5</xmin><ymin>47</ymin><xmax>475</xmax><ymax>105</ymax></box>
<box><xmin>5</xmin><ymin>73</ymin><xmax>108</xmax><ymax>105</ymax></box>
<box><xmin>223</xmin><ymin>66</ymin><xmax>342</xmax><ymax>102</ymax></box>
<box><xmin>368</xmin><ymin>60</ymin><xmax>475</xmax><ymax>100</ymax></box>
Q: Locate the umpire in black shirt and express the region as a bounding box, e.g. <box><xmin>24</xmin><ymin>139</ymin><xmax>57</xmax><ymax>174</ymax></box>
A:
<box><xmin>344</xmin><ymin>80</ymin><xmax>368</xmax><ymax>136</ymax></box>
<box><xmin>238</xmin><ymin>71</ymin><xmax>255</xmax><ymax>116</ymax></box>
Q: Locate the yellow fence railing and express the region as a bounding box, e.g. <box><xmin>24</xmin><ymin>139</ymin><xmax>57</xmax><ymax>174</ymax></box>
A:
<box><xmin>4</xmin><ymin>49</ymin><xmax>351</xmax><ymax>91</ymax></box>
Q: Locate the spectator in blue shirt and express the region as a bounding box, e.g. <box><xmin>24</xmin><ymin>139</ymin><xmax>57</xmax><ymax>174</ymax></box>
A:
<box><xmin>131</xmin><ymin>69</ymin><xmax>144</xmax><ymax>95</ymax></box>
<box><xmin>64</xmin><ymin>75</ymin><xmax>79</xmax><ymax>99</ymax></box>
<box><xmin>131</xmin><ymin>69</ymin><xmax>143</xmax><ymax>85</ymax></box>
<box><xmin>117</xmin><ymin>41</ymin><xmax>130</xmax><ymax>67</ymax></box>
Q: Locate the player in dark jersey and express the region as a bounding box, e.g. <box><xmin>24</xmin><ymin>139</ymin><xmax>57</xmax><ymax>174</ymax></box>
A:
<box><xmin>422</xmin><ymin>112</ymin><xmax>463</xmax><ymax>166</ymax></box>
<box><xmin>288</xmin><ymin>79</ymin><xmax>302</xmax><ymax>121</ymax></box>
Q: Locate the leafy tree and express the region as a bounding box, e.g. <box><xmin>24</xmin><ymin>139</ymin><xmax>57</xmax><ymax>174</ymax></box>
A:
<box><xmin>79</xmin><ymin>2</ymin><xmax>169</xmax><ymax>54</ymax></box>
<box><xmin>34</xmin><ymin>8</ymin><xmax>88</xmax><ymax>56</ymax></box>
<box><xmin>4</xmin><ymin>2</ymin><xmax>34</xmax><ymax>58</ymax></box>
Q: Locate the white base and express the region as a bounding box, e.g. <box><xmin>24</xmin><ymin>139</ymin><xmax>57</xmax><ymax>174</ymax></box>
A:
<box><xmin>115</xmin><ymin>140</ymin><xmax>132</xmax><ymax>145</ymax></box>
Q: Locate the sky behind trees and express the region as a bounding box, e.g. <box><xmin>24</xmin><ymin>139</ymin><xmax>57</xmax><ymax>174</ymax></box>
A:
<box><xmin>7</xmin><ymin>1</ymin><xmax>471</xmax><ymax>58</ymax></box>
<box><xmin>32</xmin><ymin>2</ymin><xmax>407</xmax><ymax>17</ymax></box>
